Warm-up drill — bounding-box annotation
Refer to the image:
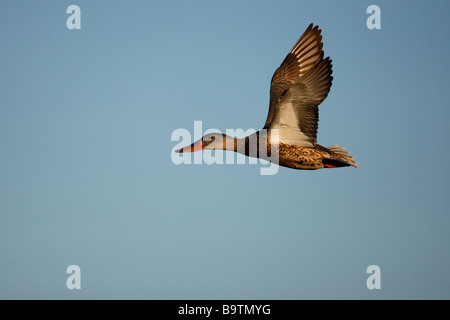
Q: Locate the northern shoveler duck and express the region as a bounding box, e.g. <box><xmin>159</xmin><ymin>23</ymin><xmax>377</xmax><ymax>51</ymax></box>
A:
<box><xmin>176</xmin><ymin>23</ymin><xmax>358</xmax><ymax>170</ymax></box>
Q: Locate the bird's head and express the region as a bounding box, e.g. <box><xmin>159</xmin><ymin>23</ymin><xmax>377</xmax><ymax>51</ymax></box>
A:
<box><xmin>175</xmin><ymin>133</ymin><xmax>235</xmax><ymax>153</ymax></box>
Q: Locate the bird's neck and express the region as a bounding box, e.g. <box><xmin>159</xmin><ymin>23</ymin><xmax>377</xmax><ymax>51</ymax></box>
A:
<box><xmin>226</xmin><ymin>131</ymin><xmax>271</xmax><ymax>158</ymax></box>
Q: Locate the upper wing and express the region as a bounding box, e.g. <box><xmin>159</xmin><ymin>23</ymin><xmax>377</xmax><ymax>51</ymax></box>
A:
<box><xmin>263</xmin><ymin>24</ymin><xmax>333</xmax><ymax>147</ymax></box>
<box><xmin>269</xmin><ymin>57</ymin><xmax>333</xmax><ymax>146</ymax></box>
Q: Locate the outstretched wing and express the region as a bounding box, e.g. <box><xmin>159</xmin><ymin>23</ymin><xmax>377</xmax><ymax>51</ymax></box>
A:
<box><xmin>263</xmin><ymin>24</ymin><xmax>333</xmax><ymax>147</ymax></box>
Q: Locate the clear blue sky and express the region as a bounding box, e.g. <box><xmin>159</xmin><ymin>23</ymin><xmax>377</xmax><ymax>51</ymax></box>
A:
<box><xmin>1</xmin><ymin>0</ymin><xmax>449</xmax><ymax>299</ymax></box>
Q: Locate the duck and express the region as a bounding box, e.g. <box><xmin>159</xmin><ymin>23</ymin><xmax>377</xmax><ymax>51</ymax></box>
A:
<box><xmin>176</xmin><ymin>23</ymin><xmax>358</xmax><ymax>170</ymax></box>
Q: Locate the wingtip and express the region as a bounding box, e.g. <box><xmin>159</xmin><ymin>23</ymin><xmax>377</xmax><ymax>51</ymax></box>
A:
<box><xmin>307</xmin><ymin>23</ymin><xmax>321</xmax><ymax>32</ymax></box>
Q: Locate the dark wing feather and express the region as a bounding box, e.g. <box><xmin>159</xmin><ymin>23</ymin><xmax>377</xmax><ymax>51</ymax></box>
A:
<box><xmin>264</xmin><ymin>23</ymin><xmax>325</xmax><ymax>129</ymax></box>
<box><xmin>264</xmin><ymin>24</ymin><xmax>333</xmax><ymax>147</ymax></box>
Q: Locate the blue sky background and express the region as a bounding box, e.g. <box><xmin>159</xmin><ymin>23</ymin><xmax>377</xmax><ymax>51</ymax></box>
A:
<box><xmin>1</xmin><ymin>0</ymin><xmax>449</xmax><ymax>299</ymax></box>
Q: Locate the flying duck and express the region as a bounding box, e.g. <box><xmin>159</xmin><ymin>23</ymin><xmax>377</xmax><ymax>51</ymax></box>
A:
<box><xmin>176</xmin><ymin>23</ymin><xmax>358</xmax><ymax>170</ymax></box>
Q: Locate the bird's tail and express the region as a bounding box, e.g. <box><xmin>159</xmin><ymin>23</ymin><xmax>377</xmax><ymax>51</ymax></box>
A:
<box><xmin>326</xmin><ymin>145</ymin><xmax>358</xmax><ymax>168</ymax></box>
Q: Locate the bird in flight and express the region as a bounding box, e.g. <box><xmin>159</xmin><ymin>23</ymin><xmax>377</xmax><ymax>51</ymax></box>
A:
<box><xmin>176</xmin><ymin>24</ymin><xmax>358</xmax><ymax>170</ymax></box>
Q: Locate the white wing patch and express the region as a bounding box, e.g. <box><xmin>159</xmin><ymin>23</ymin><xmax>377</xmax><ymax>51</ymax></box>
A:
<box><xmin>269</xmin><ymin>100</ymin><xmax>316</xmax><ymax>147</ymax></box>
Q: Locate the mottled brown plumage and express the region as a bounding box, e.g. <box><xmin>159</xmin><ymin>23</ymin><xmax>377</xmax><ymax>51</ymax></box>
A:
<box><xmin>176</xmin><ymin>24</ymin><xmax>358</xmax><ymax>170</ymax></box>
<box><xmin>277</xmin><ymin>143</ymin><xmax>357</xmax><ymax>170</ymax></box>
